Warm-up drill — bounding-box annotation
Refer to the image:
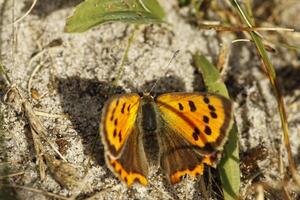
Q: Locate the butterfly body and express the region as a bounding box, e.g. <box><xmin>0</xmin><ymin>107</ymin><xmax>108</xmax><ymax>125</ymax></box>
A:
<box><xmin>139</xmin><ymin>94</ymin><xmax>159</xmax><ymax>133</ymax></box>
<box><xmin>100</xmin><ymin>92</ymin><xmax>233</xmax><ymax>186</ymax></box>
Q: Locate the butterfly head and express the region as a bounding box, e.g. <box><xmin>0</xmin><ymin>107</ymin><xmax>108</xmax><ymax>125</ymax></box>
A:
<box><xmin>138</xmin><ymin>92</ymin><xmax>154</xmax><ymax>101</ymax></box>
<box><xmin>140</xmin><ymin>92</ymin><xmax>158</xmax><ymax>107</ymax></box>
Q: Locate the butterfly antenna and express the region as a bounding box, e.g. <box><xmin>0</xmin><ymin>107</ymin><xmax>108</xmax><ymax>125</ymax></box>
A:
<box><xmin>148</xmin><ymin>50</ymin><xmax>180</xmax><ymax>94</ymax></box>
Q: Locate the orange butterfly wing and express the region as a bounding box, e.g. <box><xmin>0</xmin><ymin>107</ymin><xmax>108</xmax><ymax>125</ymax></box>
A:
<box><xmin>156</xmin><ymin>92</ymin><xmax>233</xmax><ymax>183</ymax></box>
<box><xmin>101</xmin><ymin>94</ymin><xmax>140</xmax><ymax>156</ymax></box>
<box><xmin>157</xmin><ymin>92</ymin><xmax>233</xmax><ymax>151</ymax></box>
<box><xmin>100</xmin><ymin>94</ymin><xmax>149</xmax><ymax>186</ymax></box>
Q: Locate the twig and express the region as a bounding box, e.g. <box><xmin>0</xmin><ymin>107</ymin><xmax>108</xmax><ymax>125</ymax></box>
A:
<box><xmin>12</xmin><ymin>0</ymin><xmax>38</xmax><ymax>25</ymax></box>
<box><xmin>0</xmin><ymin>160</ymin><xmax>21</xmax><ymax>166</ymax></box>
<box><xmin>27</xmin><ymin>46</ymin><xmax>62</xmax><ymax>98</ymax></box>
<box><xmin>31</xmin><ymin>126</ymin><xmax>46</xmax><ymax>180</ymax></box>
<box><xmin>217</xmin><ymin>42</ymin><xmax>231</xmax><ymax>81</ymax></box>
<box><xmin>255</xmin><ymin>185</ymin><xmax>264</xmax><ymax>200</ymax></box>
<box><xmin>0</xmin><ymin>171</ymin><xmax>24</xmax><ymax>179</ymax></box>
<box><xmin>4</xmin><ymin>85</ymin><xmax>84</xmax><ymax>189</ymax></box>
<box><xmin>232</xmin><ymin>39</ymin><xmax>252</xmax><ymax>43</ymax></box>
<box><xmin>199</xmin><ymin>24</ymin><xmax>294</xmax><ymax>33</ymax></box>
<box><xmin>34</xmin><ymin>110</ymin><xmax>70</xmax><ymax>119</ymax></box>
<box><xmin>4</xmin><ymin>85</ymin><xmax>67</xmax><ymax>162</ymax></box>
<box><xmin>232</xmin><ymin>38</ymin><xmax>277</xmax><ymax>53</ymax></box>
<box><xmin>27</xmin><ymin>60</ymin><xmax>47</xmax><ymax>98</ymax></box>
<box><xmin>27</xmin><ymin>49</ymin><xmax>47</xmax><ymax>97</ymax></box>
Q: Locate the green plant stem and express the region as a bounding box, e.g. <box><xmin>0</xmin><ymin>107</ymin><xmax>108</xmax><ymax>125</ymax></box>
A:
<box><xmin>113</xmin><ymin>25</ymin><xmax>137</xmax><ymax>85</ymax></box>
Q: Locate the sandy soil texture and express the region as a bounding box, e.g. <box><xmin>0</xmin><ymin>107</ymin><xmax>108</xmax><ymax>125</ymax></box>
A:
<box><xmin>1</xmin><ymin>0</ymin><xmax>300</xmax><ymax>199</ymax></box>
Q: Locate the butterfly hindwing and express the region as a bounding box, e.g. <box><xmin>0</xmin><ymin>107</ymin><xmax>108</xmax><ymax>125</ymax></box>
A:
<box><xmin>158</xmin><ymin>123</ymin><xmax>218</xmax><ymax>184</ymax></box>
<box><xmin>156</xmin><ymin>92</ymin><xmax>233</xmax><ymax>152</ymax></box>
<box><xmin>100</xmin><ymin>94</ymin><xmax>149</xmax><ymax>186</ymax></box>
<box><xmin>105</xmin><ymin>125</ymin><xmax>148</xmax><ymax>186</ymax></box>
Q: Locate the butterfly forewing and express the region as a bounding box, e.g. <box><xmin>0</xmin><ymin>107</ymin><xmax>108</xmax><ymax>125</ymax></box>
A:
<box><xmin>156</xmin><ymin>92</ymin><xmax>233</xmax><ymax>152</ymax></box>
<box><xmin>101</xmin><ymin>94</ymin><xmax>140</xmax><ymax>157</ymax></box>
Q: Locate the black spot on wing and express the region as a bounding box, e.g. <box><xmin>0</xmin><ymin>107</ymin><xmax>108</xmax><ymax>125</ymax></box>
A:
<box><xmin>203</xmin><ymin>97</ymin><xmax>210</xmax><ymax>104</ymax></box>
<box><xmin>110</xmin><ymin>107</ymin><xmax>116</xmax><ymax>121</ymax></box>
<box><xmin>110</xmin><ymin>100</ymin><xmax>119</xmax><ymax>121</ymax></box>
<box><xmin>192</xmin><ymin>127</ymin><xmax>200</xmax><ymax>141</ymax></box>
<box><xmin>203</xmin><ymin>116</ymin><xmax>209</xmax><ymax>123</ymax></box>
<box><xmin>204</xmin><ymin>126</ymin><xmax>212</xmax><ymax>135</ymax></box>
<box><xmin>178</xmin><ymin>103</ymin><xmax>184</xmax><ymax>111</ymax></box>
<box><xmin>127</xmin><ymin>104</ymin><xmax>131</xmax><ymax>112</ymax></box>
<box><xmin>194</xmin><ymin>127</ymin><xmax>200</xmax><ymax>134</ymax></box>
<box><xmin>193</xmin><ymin>132</ymin><xmax>199</xmax><ymax>141</ymax></box>
<box><xmin>121</xmin><ymin>103</ymin><xmax>126</xmax><ymax>114</ymax></box>
<box><xmin>188</xmin><ymin>101</ymin><xmax>196</xmax><ymax>112</ymax></box>
<box><xmin>118</xmin><ymin>131</ymin><xmax>122</xmax><ymax>142</ymax></box>
<box><xmin>210</xmin><ymin>112</ymin><xmax>218</xmax><ymax>119</ymax></box>
<box><xmin>208</xmin><ymin>104</ymin><xmax>216</xmax><ymax>111</ymax></box>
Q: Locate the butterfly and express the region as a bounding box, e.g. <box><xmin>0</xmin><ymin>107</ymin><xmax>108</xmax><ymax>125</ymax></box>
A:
<box><xmin>100</xmin><ymin>92</ymin><xmax>233</xmax><ymax>186</ymax></box>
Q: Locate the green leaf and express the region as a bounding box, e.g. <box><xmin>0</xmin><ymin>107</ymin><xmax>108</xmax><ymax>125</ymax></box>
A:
<box><xmin>65</xmin><ymin>0</ymin><xmax>165</xmax><ymax>33</ymax></box>
<box><xmin>177</xmin><ymin>0</ymin><xmax>191</xmax><ymax>7</ymax></box>
<box><xmin>194</xmin><ymin>54</ymin><xmax>228</xmax><ymax>96</ymax></box>
<box><xmin>139</xmin><ymin>0</ymin><xmax>165</xmax><ymax>19</ymax></box>
<box><xmin>193</xmin><ymin>53</ymin><xmax>240</xmax><ymax>200</ymax></box>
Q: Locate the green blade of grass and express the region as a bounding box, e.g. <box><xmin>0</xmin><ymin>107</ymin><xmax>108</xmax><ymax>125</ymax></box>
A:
<box><xmin>65</xmin><ymin>0</ymin><xmax>165</xmax><ymax>33</ymax></box>
<box><xmin>193</xmin><ymin>53</ymin><xmax>240</xmax><ymax>200</ymax></box>
<box><xmin>229</xmin><ymin>0</ymin><xmax>300</xmax><ymax>189</ymax></box>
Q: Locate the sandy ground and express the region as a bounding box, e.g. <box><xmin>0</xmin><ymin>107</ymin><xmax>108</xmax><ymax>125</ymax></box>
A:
<box><xmin>1</xmin><ymin>0</ymin><xmax>300</xmax><ymax>199</ymax></box>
